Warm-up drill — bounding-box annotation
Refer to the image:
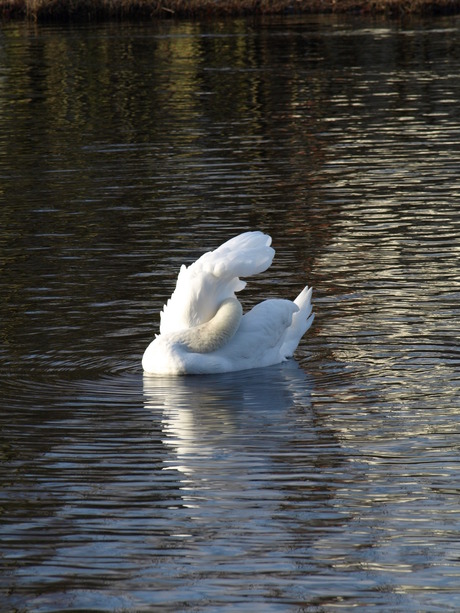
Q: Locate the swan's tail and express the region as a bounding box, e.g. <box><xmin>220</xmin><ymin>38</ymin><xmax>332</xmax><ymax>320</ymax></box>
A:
<box><xmin>282</xmin><ymin>286</ymin><xmax>314</xmax><ymax>357</ymax></box>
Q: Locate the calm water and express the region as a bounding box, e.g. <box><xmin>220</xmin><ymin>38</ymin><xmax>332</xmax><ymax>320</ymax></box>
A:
<box><xmin>1</xmin><ymin>14</ymin><xmax>460</xmax><ymax>611</ymax></box>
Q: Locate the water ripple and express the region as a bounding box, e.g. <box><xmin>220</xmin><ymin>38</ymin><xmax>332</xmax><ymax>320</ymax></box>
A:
<box><xmin>1</xmin><ymin>15</ymin><xmax>460</xmax><ymax>613</ymax></box>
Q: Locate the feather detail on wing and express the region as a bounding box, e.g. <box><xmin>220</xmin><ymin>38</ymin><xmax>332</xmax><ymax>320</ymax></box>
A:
<box><xmin>159</xmin><ymin>231</ymin><xmax>275</xmax><ymax>335</ymax></box>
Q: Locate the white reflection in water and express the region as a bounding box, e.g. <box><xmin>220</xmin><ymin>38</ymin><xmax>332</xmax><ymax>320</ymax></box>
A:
<box><xmin>142</xmin><ymin>361</ymin><xmax>347</xmax><ymax>602</ymax></box>
<box><xmin>143</xmin><ymin>361</ymin><xmax>319</xmax><ymax>515</ymax></box>
<box><xmin>144</xmin><ymin>360</ymin><xmax>313</xmax><ymax>472</ymax></box>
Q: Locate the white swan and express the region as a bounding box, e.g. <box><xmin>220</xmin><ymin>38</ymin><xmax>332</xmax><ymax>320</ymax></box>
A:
<box><xmin>142</xmin><ymin>231</ymin><xmax>314</xmax><ymax>375</ymax></box>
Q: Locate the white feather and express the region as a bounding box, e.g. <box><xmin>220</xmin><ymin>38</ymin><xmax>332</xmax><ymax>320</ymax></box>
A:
<box><xmin>159</xmin><ymin>231</ymin><xmax>274</xmax><ymax>334</ymax></box>
<box><xmin>142</xmin><ymin>231</ymin><xmax>314</xmax><ymax>375</ymax></box>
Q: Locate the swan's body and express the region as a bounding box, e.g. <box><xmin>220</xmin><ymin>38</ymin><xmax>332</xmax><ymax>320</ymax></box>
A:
<box><xmin>142</xmin><ymin>231</ymin><xmax>314</xmax><ymax>375</ymax></box>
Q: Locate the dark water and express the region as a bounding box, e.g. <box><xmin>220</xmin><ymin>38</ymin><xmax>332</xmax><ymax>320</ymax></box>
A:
<box><xmin>1</xmin><ymin>14</ymin><xmax>460</xmax><ymax>611</ymax></box>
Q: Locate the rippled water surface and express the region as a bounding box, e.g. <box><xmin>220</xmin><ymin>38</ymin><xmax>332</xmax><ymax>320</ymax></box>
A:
<box><xmin>1</xmin><ymin>14</ymin><xmax>460</xmax><ymax>611</ymax></box>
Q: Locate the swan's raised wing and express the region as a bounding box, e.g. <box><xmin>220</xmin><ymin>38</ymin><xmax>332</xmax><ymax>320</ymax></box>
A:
<box><xmin>159</xmin><ymin>231</ymin><xmax>275</xmax><ymax>335</ymax></box>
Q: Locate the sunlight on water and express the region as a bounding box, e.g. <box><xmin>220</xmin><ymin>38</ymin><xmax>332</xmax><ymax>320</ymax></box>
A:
<box><xmin>0</xmin><ymin>14</ymin><xmax>460</xmax><ymax>612</ymax></box>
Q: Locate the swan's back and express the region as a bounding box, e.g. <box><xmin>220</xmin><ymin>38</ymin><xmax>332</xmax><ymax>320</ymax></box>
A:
<box><xmin>159</xmin><ymin>231</ymin><xmax>274</xmax><ymax>335</ymax></box>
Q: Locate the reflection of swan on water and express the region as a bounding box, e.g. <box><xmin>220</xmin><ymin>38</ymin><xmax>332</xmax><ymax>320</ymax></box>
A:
<box><xmin>142</xmin><ymin>361</ymin><xmax>314</xmax><ymax>478</ymax></box>
<box><xmin>142</xmin><ymin>231</ymin><xmax>314</xmax><ymax>375</ymax></box>
<box><xmin>143</xmin><ymin>363</ymin><xmax>321</xmax><ymax>584</ymax></box>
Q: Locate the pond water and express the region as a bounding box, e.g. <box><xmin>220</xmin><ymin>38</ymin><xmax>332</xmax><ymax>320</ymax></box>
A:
<box><xmin>1</xmin><ymin>13</ymin><xmax>460</xmax><ymax>611</ymax></box>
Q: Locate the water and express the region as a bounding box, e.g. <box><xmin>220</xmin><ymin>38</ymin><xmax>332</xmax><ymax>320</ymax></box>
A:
<box><xmin>1</xmin><ymin>14</ymin><xmax>460</xmax><ymax>611</ymax></box>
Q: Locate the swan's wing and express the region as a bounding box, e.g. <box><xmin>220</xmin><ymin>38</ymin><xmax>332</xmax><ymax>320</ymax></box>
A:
<box><xmin>228</xmin><ymin>299</ymin><xmax>299</xmax><ymax>359</ymax></box>
<box><xmin>224</xmin><ymin>289</ymin><xmax>314</xmax><ymax>364</ymax></box>
<box><xmin>160</xmin><ymin>231</ymin><xmax>275</xmax><ymax>334</ymax></box>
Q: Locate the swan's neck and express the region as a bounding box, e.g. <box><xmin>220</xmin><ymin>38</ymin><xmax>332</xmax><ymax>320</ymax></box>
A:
<box><xmin>176</xmin><ymin>298</ymin><xmax>242</xmax><ymax>353</ymax></box>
